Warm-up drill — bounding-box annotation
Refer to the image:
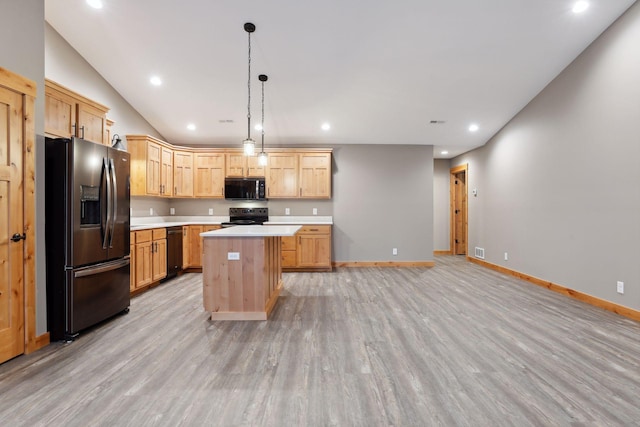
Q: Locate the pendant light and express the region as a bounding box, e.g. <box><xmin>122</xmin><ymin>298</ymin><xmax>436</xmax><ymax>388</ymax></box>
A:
<box><xmin>258</xmin><ymin>74</ymin><xmax>268</xmax><ymax>166</ymax></box>
<box><xmin>243</xmin><ymin>22</ymin><xmax>256</xmax><ymax>156</ymax></box>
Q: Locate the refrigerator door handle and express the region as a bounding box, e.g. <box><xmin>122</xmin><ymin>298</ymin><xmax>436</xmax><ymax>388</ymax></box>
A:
<box><xmin>73</xmin><ymin>257</ymin><xmax>130</xmax><ymax>278</ymax></box>
<box><xmin>109</xmin><ymin>158</ymin><xmax>117</xmax><ymax>248</ymax></box>
<box><xmin>102</xmin><ymin>158</ymin><xmax>112</xmax><ymax>249</ymax></box>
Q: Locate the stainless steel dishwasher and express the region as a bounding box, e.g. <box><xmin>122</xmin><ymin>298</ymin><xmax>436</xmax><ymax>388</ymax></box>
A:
<box><xmin>165</xmin><ymin>226</ymin><xmax>183</xmax><ymax>280</ymax></box>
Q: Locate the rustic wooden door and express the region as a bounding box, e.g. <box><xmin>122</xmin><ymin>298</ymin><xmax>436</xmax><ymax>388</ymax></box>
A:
<box><xmin>450</xmin><ymin>165</ymin><xmax>468</xmax><ymax>256</ymax></box>
<box><xmin>0</xmin><ymin>85</ymin><xmax>25</xmax><ymax>363</ymax></box>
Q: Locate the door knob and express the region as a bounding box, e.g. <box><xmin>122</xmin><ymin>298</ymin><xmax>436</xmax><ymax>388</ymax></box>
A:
<box><xmin>11</xmin><ymin>233</ymin><xmax>26</xmax><ymax>242</ymax></box>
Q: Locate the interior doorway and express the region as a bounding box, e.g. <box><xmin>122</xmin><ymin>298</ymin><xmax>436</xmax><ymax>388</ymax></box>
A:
<box><xmin>450</xmin><ymin>164</ymin><xmax>468</xmax><ymax>255</ymax></box>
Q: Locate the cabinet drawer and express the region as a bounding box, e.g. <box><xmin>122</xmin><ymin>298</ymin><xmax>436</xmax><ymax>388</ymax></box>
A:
<box><xmin>282</xmin><ymin>250</ymin><xmax>296</xmax><ymax>267</ymax></box>
<box><xmin>135</xmin><ymin>229</ymin><xmax>152</xmax><ymax>243</ymax></box>
<box><xmin>152</xmin><ymin>228</ymin><xmax>166</xmax><ymax>239</ymax></box>
<box><xmin>299</xmin><ymin>225</ymin><xmax>331</xmax><ymax>234</ymax></box>
<box><xmin>281</xmin><ymin>235</ymin><xmax>296</xmax><ymax>251</ymax></box>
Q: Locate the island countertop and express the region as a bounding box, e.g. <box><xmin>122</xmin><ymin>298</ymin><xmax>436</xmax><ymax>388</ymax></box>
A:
<box><xmin>200</xmin><ymin>225</ymin><xmax>301</xmax><ymax>237</ymax></box>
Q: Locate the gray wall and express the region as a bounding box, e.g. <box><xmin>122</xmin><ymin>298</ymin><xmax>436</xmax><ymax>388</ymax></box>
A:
<box><xmin>1</xmin><ymin>0</ymin><xmax>45</xmax><ymax>334</ymax></box>
<box><xmin>135</xmin><ymin>144</ymin><xmax>436</xmax><ymax>263</ymax></box>
<box><xmin>452</xmin><ymin>2</ymin><xmax>640</xmax><ymax>311</ymax></box>
<box><xmin>433</xmin><ymin>159</ymin><xmax>451</xmax><ymax>252</ymax></box>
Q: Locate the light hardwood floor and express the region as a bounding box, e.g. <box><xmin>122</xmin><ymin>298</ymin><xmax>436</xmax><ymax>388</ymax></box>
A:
<box><xmin>1</xmin><ymin>256</ymin><xmax>639</xmax><ymax>426</ymax></box>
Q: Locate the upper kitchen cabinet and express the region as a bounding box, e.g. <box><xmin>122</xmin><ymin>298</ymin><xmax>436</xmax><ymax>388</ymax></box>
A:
<box><xmin>266</xmin><ymin>152</ymin><xmax>298</xmax><ymax>198</ymax></box>
<box><xmin>194</xmin><ymin>152</ymin><xmax>225</xmax><ymax>198</ymax></box>
<box><xmin>45</xmin><ymin>79</ymin><xmax>109</xmax><ymax>145</ymax></box>
<box><xmin>225</xmin><ymin>152</ymin><xmax>265</xmax><ymax>177</ymax></box>
<box><xmin>299</xmin><ymin>152</ymin><xmax>332</xmax><ymax>198</ymax></box>
<box><xmin>127</xmin><ymin>134</ymin><xmax>174</xmax><ymax>197</ymax></box>
<box><xmin>266</xmin><ymin>150</ymin><xmax>332</xmax><ymax>199</ymax></box>
<box><xmin>173</xmin><ymin>150</ymin><xmax>194</xmax><ymax>197</ymax></box>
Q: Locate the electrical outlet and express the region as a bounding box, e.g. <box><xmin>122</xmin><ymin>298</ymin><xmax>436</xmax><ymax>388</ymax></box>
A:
<box><xmin>285</xmin><ymin>208</ymin><xmax>290</xmax><ymax>215</ymax></box>
<box><xmin>504</xmin><ymin>252</ymin><xmax>508</xmax><ymax>261</ymax></box>
<box><xmin>227</xmin><ymin>252</ymin><xmax>240</xmax><ymax>260</ymax></box>
<box><xmin>313</xmin><ymin>208</ymin><xmax>318</xmax><ymax>215</ymax></box>
<box><xmin>149</xmin><ymin>208</ymin><xmax>153</xmax><ymax>216</ymax></box>
<box><xmin>617</xmin><ymin>281</ymin><xmax>624</xmax><ymax>294</ymax></box>
<box><xmin>208</xmin><ymin>208</ymin><xmax>214</xmax><ymax>215</ymax></box>
<box><xmin>170</xmin><ymin>207</ymin><xmax>175</xmax><ymax>215</ymax></box>
<box><xmin>130</xmin><ymin>208</ymin><xmax>133</xmax><ymax>216</ymax></box>
<box><xmin>392</xmin><ymin>248</ymin><xmax>398</xmax><ymax>256</ymax></box>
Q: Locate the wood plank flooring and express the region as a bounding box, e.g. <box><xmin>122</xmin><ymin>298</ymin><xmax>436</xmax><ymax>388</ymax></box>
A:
<box><xmin>1</xmin><ymin>256</ymin><xmax>640</xmax><ymax>426</ymax></box>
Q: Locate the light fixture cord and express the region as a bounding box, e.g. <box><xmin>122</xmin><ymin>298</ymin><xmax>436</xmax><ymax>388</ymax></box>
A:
<box><xmin>247</xmin><ymin>30</ymin><xmax>252</xmax><ymax>140</ymax></box>
<box><xmin>261</xmin><ymin>79</ymin><xmax>265</xmax><ymax>151</ymax></box>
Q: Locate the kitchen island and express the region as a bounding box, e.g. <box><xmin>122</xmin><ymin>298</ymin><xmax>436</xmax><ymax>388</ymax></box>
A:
<box><xmin>200</xmin><ymin>225</ymin><xmax>301</xmax><ymax>320</ymax></box>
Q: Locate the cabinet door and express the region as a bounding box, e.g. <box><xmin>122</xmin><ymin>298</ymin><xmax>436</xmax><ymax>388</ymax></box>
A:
<box><xmin>182</xmin><ymin>226</ymin><xmax>189</xmax><ymax>269</ymax></box>
<box><xmin>246</xmin><ymin>155</ymin><xmax>266</xmax><ymax>177</ymax></box>
<box><xmin>44</xmin><ymin>87</ymin><xmax>76</xmax><ymax>138</ymax></box>
<box><xmin>146</xmin><ymin>141</ymin><xmax>162</xmax><ymax>196</ymax></box>
<box><xmin>188</xmin><ymin>225</ymin><xmax>204</xmax><ymax>268</ymax></box>
<box><xmin>297</xmin><ymin>234</ymin><xmax>331</xmax><ymax>268</ymax></box>
<box><xmin>300</xmin><ymin>153</ymin><xmax>331</xmax><ymax>198</ymax></box>
<box><xmin>195</xmin><ymin>153</ymin><xmax>225</xmax><ymax>197</ymax></box>
<box><xmin>225</xmin><ymin>153</ymin><xmax>246</xmax><ymax>177</ymax></box>
<box><xmin>174</xmin><ymin>151</ymin><xmax>194</xmax><ymax>197</ymax></box>
<box><xmin>160</xmin><ymin>146</ymin><xmax>173</xmax><ymax>197</ymax></box>
<box><xmin>152</xmin><ymin>239</ymin><xmax>167</xmax><ymax>282</ymax></box>
<box><xmin>130</xmin><ymin>232</ymin><xmax>136</xmax><ymax>292</ymax></box>
<box><xmin>135</xmin><ymin>241</ymin><xmax>153</xmax><ymax>288</ymax></box>
<box><xmin>267</xmin><ymin>153</ymin><xmax>298</xmax><ymax>198</ymax></box>
<box><xmin>77</xmin><ymin>102</ymin><xmax>107</xmax><ymax>145</ymax></box>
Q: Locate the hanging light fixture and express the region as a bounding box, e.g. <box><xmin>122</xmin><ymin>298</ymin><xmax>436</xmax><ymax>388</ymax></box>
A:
<box><xmin>243</xmin><ymin>22</ymin><xmax>256</xmax><ymax>156</ymax></box>
<box><xmin>258</xmin><ymin>74</ymin><xmax>268</xmax><ymax>166</ymax></box>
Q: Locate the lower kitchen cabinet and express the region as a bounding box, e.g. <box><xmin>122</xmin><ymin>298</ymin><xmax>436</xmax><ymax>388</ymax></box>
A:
<box><xmin>130</xmin><ymin>232</ymin><xmax>136</xmax><ymax>291</ymax></box>
<box><xmin>183</xmin><ymin>224</ymin><xmax>221</xmax><ymax>269</ymax></box>
<box><xmin>132</xmin><ymin>228</ymin><xmax>167</xmax><ymax>292</ymax></box>
<box><xmin>280</xmin><ymin>225</ymin><xmax>332</xmax><ymax>271</ymax></box>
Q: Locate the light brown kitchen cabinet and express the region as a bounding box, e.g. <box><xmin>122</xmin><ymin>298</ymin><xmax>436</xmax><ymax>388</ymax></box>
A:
<box><xmin>45</xmin><ymin>79</ymin><xmax>109</xmax><ymax>145</ymax></box>
<box><xmin>127</xmin><ymin>135</ymin><xmax>174</xmax><ymax>197</ymax></box>
<box><xmin>151</xmin><ymin>228</ymin><xmax>167</xmax><ymax>282</ymax></box>
<box><xmin>267</xmin><ymin>153</ymin><xmax>298</xmax><ymax>198</ymax></box>
<box><xmin>134</xmin><ymin>230</ymin><xmax>153</xmax><ymax>289</ymax></box>
<box><xmin>173</xmin><ymin>150</ymin><xmax>194</xmax><ymax>197</ymax></box>
<box><xmin>277</xmin><ymin>225</ymin><xmax>332</xmax><ymax>271</ymax></box>
<box><xmin>225</xmin><ymin>153</ymin><xmax>265</xmax><ymax>177</ymax></box>
<box><xmin>130</xmin><ymin>232</ymin><xmax>136</xmax><ymax>292</ymax></box>
<box><xmin>195</xmin><ymin>152</ymin><xmax>225</xmax><ymax>197</ymax></box>
<box><xmin>183</xmin><ymin>225</ymin><xmax>221</xmax><ymax>269</ymax></box>
<box><xmin>132</xmin><ymin>228</ymin><xmax>167</xmax><ymax>292</ymax></box>
<box><xmin>299</xmin><ymin>152</ymin><xmax>332</xmax><ymax>198</ymax></box>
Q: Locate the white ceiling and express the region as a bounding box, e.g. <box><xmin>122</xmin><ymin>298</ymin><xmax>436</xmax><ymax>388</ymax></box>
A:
<box><xmin>45</xmin><ymin>0</ymin><xmax>636</xmax><ymax>158</ymax></box>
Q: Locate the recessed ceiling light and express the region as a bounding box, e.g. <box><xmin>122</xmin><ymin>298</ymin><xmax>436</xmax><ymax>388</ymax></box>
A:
<box><xmin>86</xmin><ymin>0</ymin><xmax>103</xmax><ymax>9</ymax></box>
<box><xmin>441</xmin><ymin>151</ymin><xmax>449</xmax><ymax>155</ymax></box>
<box><xmin>150</xmin><ymin>76</ymin><xmax>162</xmax><ymax>86</ymax></box>
<box><xmin>321</xmin><ymin>123</ymin><xmax>331</xmax><ymax>131</ymax></box>
<box><xmin>469</xmin><ymin>124</ymin><xmax>479</xmax><ymax>132</ymax></box>
<box><xmin>187</xmin><ymin>123</ymin><xmax>196</xmax><ymax>131</ymax></box>
<box><xmin>573</xmin><ymin>1</ymin><xmax>589</xmax><ymax>13</ymax></box>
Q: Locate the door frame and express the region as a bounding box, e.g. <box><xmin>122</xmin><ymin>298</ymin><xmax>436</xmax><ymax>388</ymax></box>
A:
<box><xmin>0</xmin><ymin>68</ymin><xmax>39</xmax><ymax>356</ymax></box>
<box><xmin>449</xmin><ymin>163</ymin><xmax>468</xmax><ymax>255</ymax></box>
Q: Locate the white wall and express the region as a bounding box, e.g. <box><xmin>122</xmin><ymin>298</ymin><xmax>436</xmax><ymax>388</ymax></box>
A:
<box><xmin>452</xmin><ymin>2</ymin><xmax>640</xmax><ymax>311</ymax></box>
<box><xmin>45</xmin><ymin>23</ymin><xmax>163</xmax><ymax>143</ymax></box>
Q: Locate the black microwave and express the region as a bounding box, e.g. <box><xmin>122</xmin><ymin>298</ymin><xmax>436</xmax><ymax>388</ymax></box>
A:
<box><xmin>224</xmin><ymin>177</ymin><xmax>266</xmax><ymax>200</ymax></box>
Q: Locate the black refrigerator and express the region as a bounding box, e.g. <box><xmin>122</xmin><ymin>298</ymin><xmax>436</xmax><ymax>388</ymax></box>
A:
<box><xmin>45</xmin><ymin>136</ymin><xmax>131</xmax><ymax>341</ymax></box>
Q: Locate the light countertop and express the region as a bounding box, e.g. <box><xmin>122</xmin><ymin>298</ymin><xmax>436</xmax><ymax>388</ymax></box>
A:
<box><xmin>130</xmin><ymin>215</ymin><xmax>332</xmax><ymax>231</ymax></box>
<box><xmin>200</xmin><ymin>225</ymin><xmax>301</xmax><ymax>237</ymax></box>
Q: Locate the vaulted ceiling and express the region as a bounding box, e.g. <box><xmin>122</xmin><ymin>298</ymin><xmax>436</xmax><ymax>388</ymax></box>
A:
<box><xmin>45</xmin><ymin>0</ymin><xmax>637</xmax><ymax>158</ymax></box>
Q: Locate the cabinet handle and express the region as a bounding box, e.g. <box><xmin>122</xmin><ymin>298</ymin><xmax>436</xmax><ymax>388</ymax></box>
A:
<box><xmin>175</xmin><ymin>186</ymin><xmax>177</xmax><ymax>195</ymax></box>
<box><xmin>308</xmin><ymin>228</ymin><xmax>319</xmax><ymax>232</ymax></box>
<box><xmin>72</xmin><ymin>123</ymin><xmax>76</xmax><ymax>136</ymax></box>
<box><xmin>80</xmin><ymin>126</ymin><xmax>85</xmax><ymax>139</ymax></box>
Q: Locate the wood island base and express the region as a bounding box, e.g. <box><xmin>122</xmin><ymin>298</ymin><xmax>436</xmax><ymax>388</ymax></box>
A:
<box><xmin>201</xmin><ymin>225</ymin><xmax>300</xmax><ymax>321</ymax></box>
